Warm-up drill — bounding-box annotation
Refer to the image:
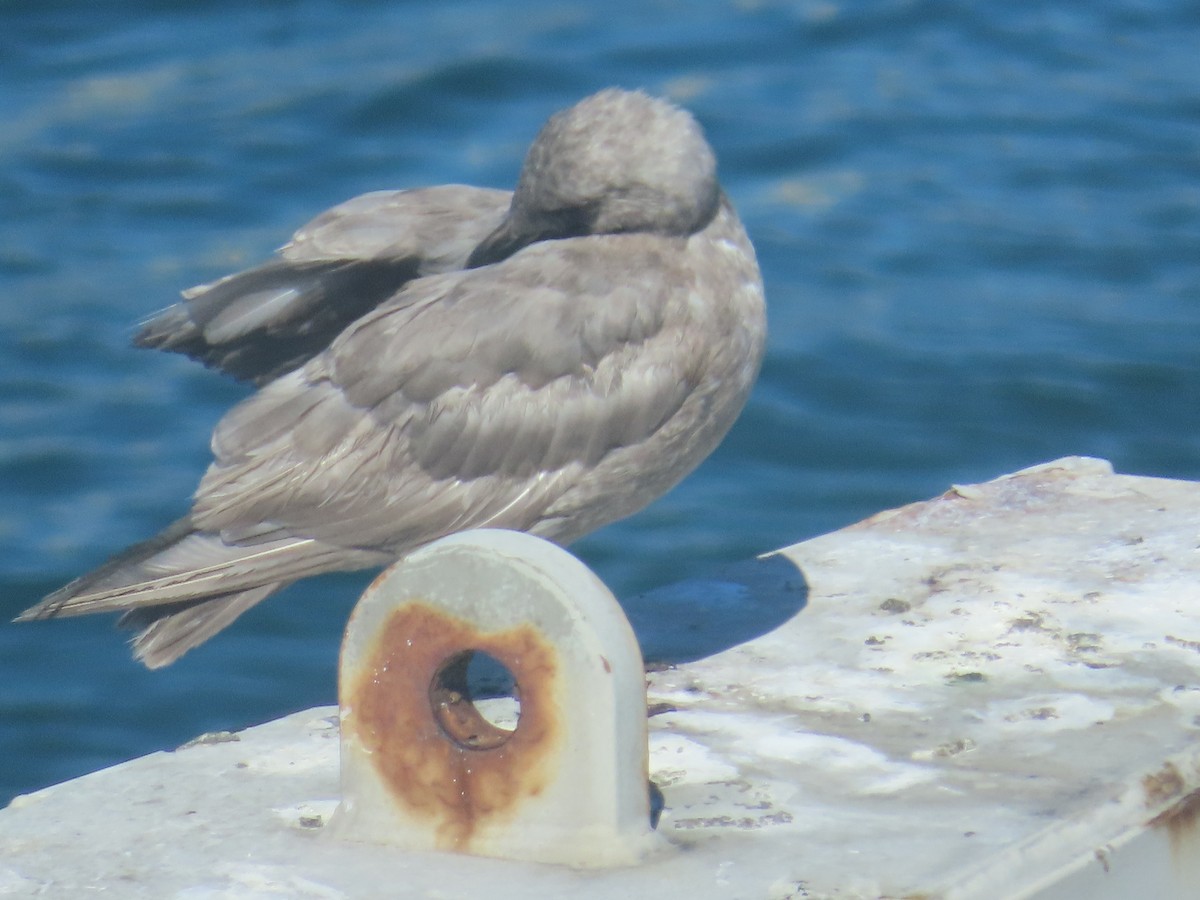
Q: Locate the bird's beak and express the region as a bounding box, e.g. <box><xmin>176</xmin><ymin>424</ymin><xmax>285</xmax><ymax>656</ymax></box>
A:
<box><xmin>466</xmin><ymin>216</ymin><xmax>532</xmax><ymax>269</ymax></box>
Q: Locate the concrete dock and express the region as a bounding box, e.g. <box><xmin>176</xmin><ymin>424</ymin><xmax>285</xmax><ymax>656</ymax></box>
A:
<box><xmin>2</xmin><ymin>457</ymin><xmax>1198</xmax><ymax>898</ymax></box>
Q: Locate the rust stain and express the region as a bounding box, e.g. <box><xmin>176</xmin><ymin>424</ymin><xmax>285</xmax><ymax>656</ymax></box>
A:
<box><xmin>1142</xmin><ymin>762</ymin><xmax>1186</xmax><ymax>808</ymax></box>
<box><xmin>1144</xmin><ymin>761</ymin><xmax>1200</xmax><ymax>862</ymax></box>
<box><xmin>364</xmin><ymin>565</ymin><xmax>396</xmax><ymax>593</ymax></box>
<box><xmin>346</xmin><ymin>601</ymin><xmax>560</xmax><ymax>851</ymax></box>
<box><xmin>1148</xmin><ymin>786</ymin><xmax>1200</xmax><ymax>855</ymax></box>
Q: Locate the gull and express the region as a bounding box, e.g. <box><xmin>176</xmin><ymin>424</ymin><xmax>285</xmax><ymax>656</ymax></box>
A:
<box><xmin>17</xmin><ymin>88</ymin><xmax>766</xmax><ymax>667</ymax></box>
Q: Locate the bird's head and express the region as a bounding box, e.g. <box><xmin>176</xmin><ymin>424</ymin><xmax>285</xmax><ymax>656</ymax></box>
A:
<box><xmin>468</xmin><ymin>89</ymin><xmax>720</xmax><ymax>267</ymax></box>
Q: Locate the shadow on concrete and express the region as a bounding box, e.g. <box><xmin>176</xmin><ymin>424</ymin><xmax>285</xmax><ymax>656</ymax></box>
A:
<box><xmin>620</xmin><ymin>552</ymin><xmax>809</xmax><ymax>666</ymax></box>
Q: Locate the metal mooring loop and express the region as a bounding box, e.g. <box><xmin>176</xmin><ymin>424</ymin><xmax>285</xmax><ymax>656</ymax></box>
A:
<box><xmin>330</xmin><ymin>529</ymin><xmax>661</xmax><ymax>867</ymax></box>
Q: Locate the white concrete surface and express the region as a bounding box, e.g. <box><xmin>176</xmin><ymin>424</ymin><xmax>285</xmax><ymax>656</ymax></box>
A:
<box><xmin>2</xmin><ymin>457</ymin><xmax>1198</xmax><ymax>898</ymax></box>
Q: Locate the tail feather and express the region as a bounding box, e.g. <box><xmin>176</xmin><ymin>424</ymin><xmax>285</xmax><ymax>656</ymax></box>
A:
<box><xmin>16</xmin><ymin>516</ymin><xmax>390</xmax><ymax>666</ymax></box>
<box><xmin>16</xmin><ymin>516</ymin><xmax>199</xmax><ymax>621</ymax></box>
<box><xmin>17</xmin><ymin>521</ymin><xmax>385</xmax><ymax>621</ymax></box>
<box><xmin>119</xmin><ymin>584</ymin><xmax>283</xmax><ymax>668</ymax></box>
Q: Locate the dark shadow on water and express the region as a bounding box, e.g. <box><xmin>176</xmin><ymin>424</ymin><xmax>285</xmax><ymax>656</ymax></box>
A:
<box><xmin>620</xmin><ymin>552</ymin><xmax>809</xmax><ymax>666</ymax></box>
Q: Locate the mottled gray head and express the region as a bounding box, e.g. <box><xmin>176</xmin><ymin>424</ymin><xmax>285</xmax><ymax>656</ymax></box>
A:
<box><xmin>468</xmin><ymin>89</ymin><xmax>720</xmax><ymax>267</ymax></box>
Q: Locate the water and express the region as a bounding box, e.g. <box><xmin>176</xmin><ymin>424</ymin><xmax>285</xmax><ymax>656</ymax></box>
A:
<box><xmin>2</xmin><ymin>0</ymin><xmax>1197</xmax><ymax>806</ymax></box>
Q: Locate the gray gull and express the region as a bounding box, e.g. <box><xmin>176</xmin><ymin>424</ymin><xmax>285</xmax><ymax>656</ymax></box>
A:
<box><xmin>17</xmin><ymin>88</ymin><xmax>766</xmax><ymax>667</ymax></box>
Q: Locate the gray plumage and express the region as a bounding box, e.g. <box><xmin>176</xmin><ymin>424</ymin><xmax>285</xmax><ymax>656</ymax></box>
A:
<box><xmin>17</xmin><ymin>88</ymin><xmax>766</xmax><ymax>667</ymax></box>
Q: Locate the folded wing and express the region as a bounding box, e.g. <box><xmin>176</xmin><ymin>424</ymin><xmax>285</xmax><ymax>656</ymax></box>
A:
<box><xmin>22</xmin><ymin>234</ymin><xmax>705</xmax><ymax>625</ymax></box>
<box><xmin>195</xmin><ymin>234</ymin><xmax>703</xmax><ymax>553</ymax></box>
<box><xmin>135</xmin><ymin>186</ymin><xmax>511</xmax><ymax>384</ymax></box>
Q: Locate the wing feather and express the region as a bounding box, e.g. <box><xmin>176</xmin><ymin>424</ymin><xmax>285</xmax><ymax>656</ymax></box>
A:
<box><xmin>190</xmin><ymin>234</ymin><xmax>703</xmax><ymax>555</ymax></box>
<box><xmin>137</xmin><ymin>186</ymin><xmax>511</xmax><ymax>384</ymax></box>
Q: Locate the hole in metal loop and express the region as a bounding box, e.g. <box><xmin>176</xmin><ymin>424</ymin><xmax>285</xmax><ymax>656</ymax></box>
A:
<box><xmin>429</xmin><ymin>649</ymin><xmax>521</xmax><ymax>751</ymax></box>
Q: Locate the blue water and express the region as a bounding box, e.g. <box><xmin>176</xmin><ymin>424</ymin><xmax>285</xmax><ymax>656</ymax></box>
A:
<box><xmin>2</xmin><ymin>0</ymin><xmax>1198</xmax><ymax>805</ymax></box>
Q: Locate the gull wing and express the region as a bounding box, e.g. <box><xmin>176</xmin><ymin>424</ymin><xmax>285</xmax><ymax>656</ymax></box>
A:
<box><xmin>135</xmin><ymin>186</ymin><xmax>511</xmax><ymax>385</ymax></box>
<box><xmin>191</xmin><ymin>233</ymin><xmax>706</xmax><ymax>556</ymax></box>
